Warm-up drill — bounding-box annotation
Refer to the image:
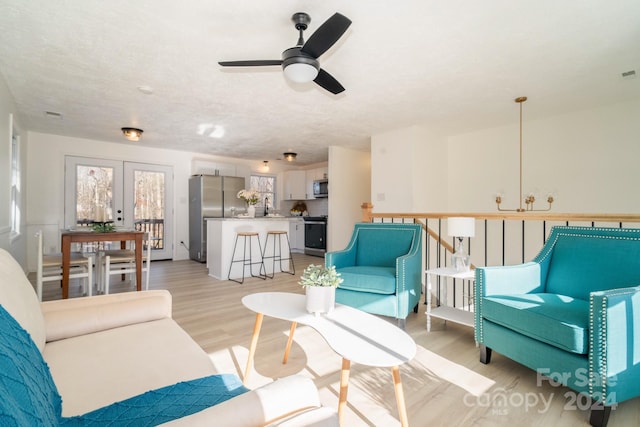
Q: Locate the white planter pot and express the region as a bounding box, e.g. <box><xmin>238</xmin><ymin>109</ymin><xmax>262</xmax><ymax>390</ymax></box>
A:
<box><xmin>247</xmin><ymin>205</ymin><xmax>256</xmax><ymax>217</ymax></box>
<box><xmin>305</xmin><ymin>286</ymin><xmax>336</xmax><ymax>316</ymax></box>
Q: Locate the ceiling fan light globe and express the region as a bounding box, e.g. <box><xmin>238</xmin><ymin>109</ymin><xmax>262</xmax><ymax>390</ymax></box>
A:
<box><xmin>283</xmin><ymin>63</ymin><xmax>319</xmax><ymax>83</ymax></box>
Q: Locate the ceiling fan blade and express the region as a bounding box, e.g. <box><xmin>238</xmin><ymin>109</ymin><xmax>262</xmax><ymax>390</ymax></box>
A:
<box><xmin>300</xmin><ymin>13</ymin><xmax>352</xmax><ymax>59</ymax></box>
<box><xmin>314</xmin><ymin>68</ymin><xmax>345</xmax><ymax>94</ymax></box>
<box><xmin>218</xmin><ymin>60</ymin><xmax>283</xmax><ymax>67</ymax></box>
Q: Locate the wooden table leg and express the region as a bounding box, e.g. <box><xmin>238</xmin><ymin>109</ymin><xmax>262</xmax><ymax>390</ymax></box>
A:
<box><xmin>135</xmin><ymin>234</ymin><xmax>142</xmax><ymax>291</ymax></box>
<box><xmin>392</xmin><ymin>366</ymin><xmax>409</xmax><ymax>427</ymax></box>
<box><xmin>282</xmin><ymin>321</ymin><xmax>297</xmax><ymax>364</ymax></box>
<box><xmin>243</xmin><ymin>313</ymin><xmax>263</xmax><ymax>384</ymax></box>
<box><xmin>61</xmin><ymin>234</ymin><xmax>71</xmax><ymax>299</ymax></box>
<box><xmin>120</xmin><ymin>240</ymin><xmax>127</xmax><ymax>281</ymax></box>
<box><xmin>338</xmin><ymin>358</ymin><xmax>351</xmax><ymax>426</ymax></box>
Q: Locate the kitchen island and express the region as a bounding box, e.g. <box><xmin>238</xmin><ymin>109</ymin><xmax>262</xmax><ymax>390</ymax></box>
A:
<box><xmin>206</xmin><ymin>217</ymin><xmax>293</xmax><ymax>280</ymax></box>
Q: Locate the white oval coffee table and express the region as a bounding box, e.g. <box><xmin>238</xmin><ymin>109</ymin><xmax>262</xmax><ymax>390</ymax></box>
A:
<box><xmin>242</xmin><ymin>292</ymin><xmax>416</xmax><ymax>427</ymax></box>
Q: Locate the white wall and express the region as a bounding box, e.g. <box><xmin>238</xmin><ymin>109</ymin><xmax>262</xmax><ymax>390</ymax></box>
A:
<box><xmin>327</xmin><ymin>145</ymin><xmax>371</xmax><ymax>251</ymax></box>
<box><xmin>371</xmin><ymin>98</ymin><xmax>640</xmax><ymax>214</ymax></box>
<box><xmin>371</xmin><ymin>125</ymin><xmax>448</xmax><ymax>212</ymax></box>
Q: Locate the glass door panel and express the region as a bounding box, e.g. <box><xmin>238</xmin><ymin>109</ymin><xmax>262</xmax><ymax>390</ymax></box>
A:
<box><xmin>64</xmin><ymin>157</ymin><xmax>123</xmax><ymax>229</ymax></box>
<box><xmin>124</xmin><ymin>162</ymin><xmax>173</xmax><ymax>260</ymax></box>
<box><xmin>76</xmin><ymin>165</ymin><xmax>113</xmax><ymax>224</ymax></box>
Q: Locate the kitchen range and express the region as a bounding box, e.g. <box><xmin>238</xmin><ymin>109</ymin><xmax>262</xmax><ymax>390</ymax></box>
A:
<box><xmin>303</xmin><ymin>216</ymin><xmax>327</xmax><ymax>257</ymax></box>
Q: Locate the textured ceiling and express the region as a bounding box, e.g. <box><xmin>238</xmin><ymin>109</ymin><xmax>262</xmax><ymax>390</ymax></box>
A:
<box><xmin>1</xmin><ymin>0</ymin><xmax>639</xmax><ymax>165</ymax></box>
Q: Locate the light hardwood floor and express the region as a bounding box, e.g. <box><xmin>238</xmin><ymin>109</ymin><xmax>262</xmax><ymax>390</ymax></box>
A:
<box><xmin>40</xmin><ymin>254</ymin><xmax>639</xmax><ymax>427</ymax></box>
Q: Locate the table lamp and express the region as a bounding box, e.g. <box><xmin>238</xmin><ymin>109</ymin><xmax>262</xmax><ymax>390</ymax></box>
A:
<box><xmin>448</xmin><ymin>217</ymin><xmax>475</xmax><ymax>272</ymax></box>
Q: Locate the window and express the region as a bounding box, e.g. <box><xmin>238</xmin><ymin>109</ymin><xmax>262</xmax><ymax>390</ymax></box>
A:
<box><xmin>10</xmin><ymin>126</ymin><xmax>20</xmax><ymax>237</ymax></box>
<box><xmin>249</xmin><ymin>175</ymin><xmax>275</xmax><ymax>211</ymax></box>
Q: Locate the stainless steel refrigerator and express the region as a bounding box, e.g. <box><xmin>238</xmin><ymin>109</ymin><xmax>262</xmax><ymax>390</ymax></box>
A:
<box><xmin>189</xmin><ymin>175</ymin><xmax>246</xmax><ymax>262</ymax></box>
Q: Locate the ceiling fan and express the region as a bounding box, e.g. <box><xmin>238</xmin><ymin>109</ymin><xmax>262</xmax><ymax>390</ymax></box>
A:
<box><xmin>218</xmin><ymin>12</ymin><xmax>352</xmax><ymax>94</ymax></box>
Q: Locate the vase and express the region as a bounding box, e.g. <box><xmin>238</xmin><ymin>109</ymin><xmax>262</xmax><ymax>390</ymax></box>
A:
<box><xmin>305</xmin><ymin>286</ymin><xmax>336</xmax><ymax>316</ymax></box>
<box><xmin>247</xmin><ymin>205</ymin><xmax>256</xmax><ymax>218</ymax></box>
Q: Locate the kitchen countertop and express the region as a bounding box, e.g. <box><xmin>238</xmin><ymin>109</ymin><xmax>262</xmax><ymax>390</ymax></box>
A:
<box><xmin>206</xmin><ymin>216</ymin><xmax>299</xmax><ymax>220</ymax></box>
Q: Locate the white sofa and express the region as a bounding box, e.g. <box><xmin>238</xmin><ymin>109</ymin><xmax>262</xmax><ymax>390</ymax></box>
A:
<box><xmin>0</xmin><ymin>248</ymin><xmax>337</xmax><ymax>426</ymax></box>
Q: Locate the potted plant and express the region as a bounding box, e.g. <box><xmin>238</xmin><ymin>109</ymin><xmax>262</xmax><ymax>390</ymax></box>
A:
<box><xmin>237</xmin><ymin>189</ymin><xmax>259</xmax><ymax>217</ymax></box>
<box><xmin>299</xmin><ymin>264</ymin><xmax>343</xmax><ymax>315</ymax></box>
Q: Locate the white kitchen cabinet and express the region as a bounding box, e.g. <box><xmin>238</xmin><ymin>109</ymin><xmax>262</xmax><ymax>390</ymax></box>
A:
<box><xmin>305</xmin><ymin>167</ymin><xmax>328</xmax><ymax>200</ymax></box>
<box><xmin>192</xmin><ymin>159</ymin><xmax>237</xmax><ymax>177</ymax></box>
<box><xmin>283</xmin><ymin>170</ymin><xmax>306</xmax><ymax>200</ymax></box>
<box><xmin>289</xmin><ymin>218</ymin><xmax>305</xmax><ymax>253</ymax></box>
<box><xmin>305</xmin><ymin>171</ymin><xmax>316</xmax><ymax>200</ymax></box>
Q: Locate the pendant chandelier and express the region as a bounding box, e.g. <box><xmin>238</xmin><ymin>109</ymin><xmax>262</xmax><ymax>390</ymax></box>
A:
<box><xmin>495</xmin><ymin>96</ymin><xmax>554</xmax><ymax>212</ymax></box>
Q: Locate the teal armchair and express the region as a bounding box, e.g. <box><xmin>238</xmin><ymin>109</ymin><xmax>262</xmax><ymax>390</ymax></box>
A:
<box><xmin>325</xmin><ymin>223</ymin><xmax>423</xmax><ymax>328</ymax></box>
<box><xmin>475</xmin><ymin>226</ymin><xmax>640</xmax><ymax>426</ymax></box>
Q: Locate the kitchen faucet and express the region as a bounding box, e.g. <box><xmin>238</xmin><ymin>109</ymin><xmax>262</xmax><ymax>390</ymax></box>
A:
<box><xmin>264</xmin><ymin>196</ymin><xmax>269</xmax><ymax>216</ymax></box>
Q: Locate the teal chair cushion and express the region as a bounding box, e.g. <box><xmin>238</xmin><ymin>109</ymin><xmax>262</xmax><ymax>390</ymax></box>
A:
<box><xmin>354</xmin><ymin>227</ymin><xmax>414</xmax><ymax>267</ymax></box>
<box><xmin>0</xmin><ymin>304</ymin><xmax>62</xmax><ymax>426</ymax></box>
<box><xmin>337</xmin><ymin>266</ymin><xmax>397</xmax><ymax>294</ymax></box>
<box><xmin>545</xmin><ymin>233</ymin><xmax>640</xmax><ymax>300</ymax></box>
<box><xmin>482</xmin><ymin>293</ymin><xmax>589</xmax><ymax>354</ymax></box>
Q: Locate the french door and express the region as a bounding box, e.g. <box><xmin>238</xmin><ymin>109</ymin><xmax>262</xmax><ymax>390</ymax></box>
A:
<box><xmin>64</xmin><ymin>156</ymin><xmax>173</xmax><ymax>260</ymax></box>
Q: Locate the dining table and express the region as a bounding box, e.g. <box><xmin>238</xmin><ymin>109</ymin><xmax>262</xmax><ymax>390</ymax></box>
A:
<box><xmin>60</xmin><ymin>230</ymin><xmax>144</xmax><ymax>299</ymax></box>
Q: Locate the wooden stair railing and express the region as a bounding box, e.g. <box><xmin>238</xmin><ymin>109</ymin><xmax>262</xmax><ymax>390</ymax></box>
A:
<box><xmin>361</xmin><ymin>203</ymin><xmax>640</xmax><ymax>271</ymax></box>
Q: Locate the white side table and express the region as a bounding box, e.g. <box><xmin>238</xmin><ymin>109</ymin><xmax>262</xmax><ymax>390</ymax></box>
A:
<box><xmin>425</xmin><ymin>267</ymin><xmax>476</xmax><ymax>332</ymax></box>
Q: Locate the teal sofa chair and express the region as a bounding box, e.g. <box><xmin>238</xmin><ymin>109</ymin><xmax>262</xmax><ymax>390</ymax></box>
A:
<box><xmin>325</xmin><ymin>223</ymin><xmax>422</xmax><ymax>328</ymax></box>
<box><xmin>475</xmin><ymin>226</ymin><xmax>640</xmax><ymax>426</ymax></box>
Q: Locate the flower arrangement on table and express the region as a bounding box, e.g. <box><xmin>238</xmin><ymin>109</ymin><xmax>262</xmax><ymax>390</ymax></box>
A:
<box><xmin>299</xmin><ymin>264</ymin><xmax>343</xmax><ymax>288</ymax></box>
<box><xmin>237</xmin><ymin>189</ymin><xmax>259</xmax><ymax>206</ymax></box>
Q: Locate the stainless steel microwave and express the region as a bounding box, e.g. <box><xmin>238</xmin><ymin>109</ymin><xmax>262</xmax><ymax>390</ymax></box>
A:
<box><xmin>313</xmin><ymin>179</ymin><xmax>328</xmax><ymax>198</ymax></box>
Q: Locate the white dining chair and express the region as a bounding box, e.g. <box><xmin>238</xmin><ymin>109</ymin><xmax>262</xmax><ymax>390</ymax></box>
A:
<box><xmin>35</xmin><ymin>230</ymin><xmax>93</xmax><ymax>301</ymax></box>
<box><xmin>98</xmin><ymin>232</ymin><xmax>151</xmax><ymax>294</ymax></box>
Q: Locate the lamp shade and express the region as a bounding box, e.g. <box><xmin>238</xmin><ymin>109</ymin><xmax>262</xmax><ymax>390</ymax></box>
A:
<box><xmin>447</xmin><ymin>217</ymin><xmax>475</xmax><ymax>238</ymax></box>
